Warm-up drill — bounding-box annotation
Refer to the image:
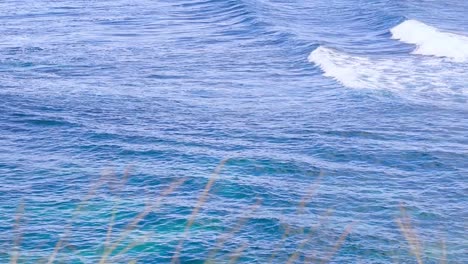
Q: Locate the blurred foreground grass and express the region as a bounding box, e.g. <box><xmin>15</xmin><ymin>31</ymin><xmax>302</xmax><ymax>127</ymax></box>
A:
<box><xmin>7</xmin><ymin>159</ymin><xmax>447</xmax><ymax>264</ymax></box>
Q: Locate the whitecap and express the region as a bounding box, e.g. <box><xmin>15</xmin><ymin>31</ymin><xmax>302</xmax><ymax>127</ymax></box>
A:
<box><xmin>391</xmin><ymin>19</ymin><xmax>468</xmax><ymax>62</ymax></box>
<box><xmin>308</xmin><ymin>46</ymin><xmax>467</xmax><ymax>97</ymax></box>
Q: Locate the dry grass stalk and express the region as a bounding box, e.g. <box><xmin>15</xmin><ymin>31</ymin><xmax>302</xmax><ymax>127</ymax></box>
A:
<box><xmin>268</xmin><ymin>171</ymin><xmax>323</xmax><ymax>263</ymax></box>
<box><xmin>103</xmin><ymin>167</ymin><xmax>135</xmax><ymax>251</ymax></box>
<box><xmin>319</xmin><ymin>221</ymin><xmax>357</xmax><ymax>264</ymax></box>
<box><xmin>267</xmin><ymin>222</ymin><xmax>291</xmax><ymax>263</ymax></box>
<box><xmin>228</xmin><ymin>243</ymin><xmax>248</xmax><ymax>264</ymax></box>
<box><xmin>396</xmin><ymin>205</ymin><xmax>423</xmax><ymax>264</ymax></box>
<box><xmin>99</xmin><ymin>178</ymin><xmax>186</xmax><ymax>264</ymax></box>
<box><xmin>75</xmin><ymin>170</ymin><xmax>111</xmax><ymax>214</ymax></box>
<box><xmin>47</xmin><ymin>171</ymin><xmax>111</xmax><ymax>264</ymax></box>
<box><xmin>391</xmin><ymin>251</ymin><xmax>400</xmax><ymax>264</ymax></box>
<box><xmin>440</xmin><ymin>239</ymin><xmax>446</xmax><ymax>264</ymax></box>
<box><xmin>205</xmin><ymin>199</ymin><xmax>262</xmax><ymax>263</ymax></box>
<box><xmin>286</xmin><ymin>209</ymin><xmax>333</xmax><ymax>264</ymax></box>
<box><xmin>298</xmin><ymin>170</ymin><xmax>324</xmax><ymax>214</ymax></box>
<box><xmin>304</xmin><ymin>253</ymin><xmax>319</xmax><ymax>264</ymax></box>
<box><xmin>171</xmin><ymin>159</ymin><xmax>229</xmax><ymax>264</ymax></box>
<box><xmin>105</xmin><ymin>210</ymin><xmax>117</xmax><ymax>248</ymax></box>
<box><xmin>111</xmin><ymin>232</ymin><xmax>152</xmax><ymax>261</ymax></box>
<box><xmin>10</xmin><ymin>201</ymin><xmax>25</xmax><ymax>264</ymax></box>
<box><xmin>122</xmin><ymin>166</ymin><xmax>132</xmax><ymax>185</ymax></box>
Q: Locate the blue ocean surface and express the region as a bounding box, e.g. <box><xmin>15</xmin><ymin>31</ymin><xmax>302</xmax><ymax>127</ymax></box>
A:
<box><xmin>0</xmin><ymin>0</ymin><xmax>467</xmax><ymax>263</ymax></box>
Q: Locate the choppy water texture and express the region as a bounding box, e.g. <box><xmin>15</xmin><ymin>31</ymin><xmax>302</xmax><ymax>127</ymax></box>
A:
<box><xmin>1</xmin><ymin>0</ymin><xmax>467</xmax><ymax>263</ymax></box>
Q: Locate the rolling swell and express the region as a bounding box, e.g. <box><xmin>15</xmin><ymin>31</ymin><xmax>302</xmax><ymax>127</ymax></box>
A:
<box><xmin>309</xmin><ymin>19</ymin><xmax>468</xmax><ymax>104</ymax></box>
<box><xmin>169</xmin><ymin>0</ymin><xmax>299</xmax><ymax>46</ymax></box>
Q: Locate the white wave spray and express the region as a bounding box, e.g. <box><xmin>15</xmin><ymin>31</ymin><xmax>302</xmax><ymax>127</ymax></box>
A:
<box><xmin>308</xmin><ymin>46</ymin><xmax>467</xmax><ymax>96</ymax></box>
<box><xmin>391</xmin><ymin>20</ymin><xmax>468</xmax><ymax>62</ymax></box>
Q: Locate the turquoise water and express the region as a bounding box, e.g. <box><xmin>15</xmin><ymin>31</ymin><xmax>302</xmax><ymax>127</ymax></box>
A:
<box><xmin>1</xmin><ymin>0</ymin><xmax>467</xmax><ymax>263</ymax></box>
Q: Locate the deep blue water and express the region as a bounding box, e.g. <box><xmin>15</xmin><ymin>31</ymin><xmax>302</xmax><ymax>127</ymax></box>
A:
<box><xmin>1</xmin><ymin>0</ymin><xmax>467</xmax><ymax>263</ymax></box>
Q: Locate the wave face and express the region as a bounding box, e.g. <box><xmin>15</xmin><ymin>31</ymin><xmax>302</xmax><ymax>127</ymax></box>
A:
<box><xmin>391</xmin><ymin>20</ymin><xmax>468</xmax><ymax>61</ymax></box>
<box><xmin>310</xmin><ymin>19</ymin><xmax>468</xmax><ymax>100</ymax></box>
<box><xmin>309</xmin><ymin>46</ymin><xmax>467</xmax><ymax>97</ymax></box>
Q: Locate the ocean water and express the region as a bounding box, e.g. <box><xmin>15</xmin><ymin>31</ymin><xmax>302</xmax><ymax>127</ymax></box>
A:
<box><xmin>0</xmin><ymin>0</ymin><xmax>467</xmax><ymax>263</ymax></box>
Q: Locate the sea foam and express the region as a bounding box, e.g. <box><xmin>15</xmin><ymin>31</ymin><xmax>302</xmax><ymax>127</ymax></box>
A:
<box><xmin>391</xmin><ymin>20</ymin><xmax>468</xmax><ymax>62</ymax></box>
<box><xmin>308</xmin><ymin>46</ymin><xmax>466</xmax><ymax>95</ymax></box>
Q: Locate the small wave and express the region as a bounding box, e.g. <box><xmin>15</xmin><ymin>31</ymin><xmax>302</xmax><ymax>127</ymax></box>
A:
<box><xmin>391</xmin><ymin>20</ymin><xmax>468</xmax><ymax>62</ymax></box>
<box><xmin>308</xmin><ymin>46</ymin><xmax>467</xmax><ymax>97</ymax></box>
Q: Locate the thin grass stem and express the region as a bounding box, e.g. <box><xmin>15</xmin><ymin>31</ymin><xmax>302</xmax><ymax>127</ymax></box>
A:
<box><xmin>171</xmin><ymin>159</ymin><xmax>228</xmax><ymax>264</ymax></box>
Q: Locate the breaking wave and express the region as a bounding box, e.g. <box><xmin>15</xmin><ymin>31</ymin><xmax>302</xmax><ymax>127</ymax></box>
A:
<box><xmin>391</xmin><ymin>19</ymin><xmax>468</xmax><ymax>62</ymax></box>
<box><xmin>308</xmin><ymin>46</ymin><xmax>467</xmax><ymax>97</ymax></box>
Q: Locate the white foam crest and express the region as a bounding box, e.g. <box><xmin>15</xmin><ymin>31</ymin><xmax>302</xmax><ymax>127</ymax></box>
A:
<box><xmin>308</xmin><ymin>46</ymin><xmax>467</xmax><ymax>97</ymax></box>
<box><xmin>391</xmin><ymin>20</ymin><xmax>468</xmax><ymax>62</ymax></box>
